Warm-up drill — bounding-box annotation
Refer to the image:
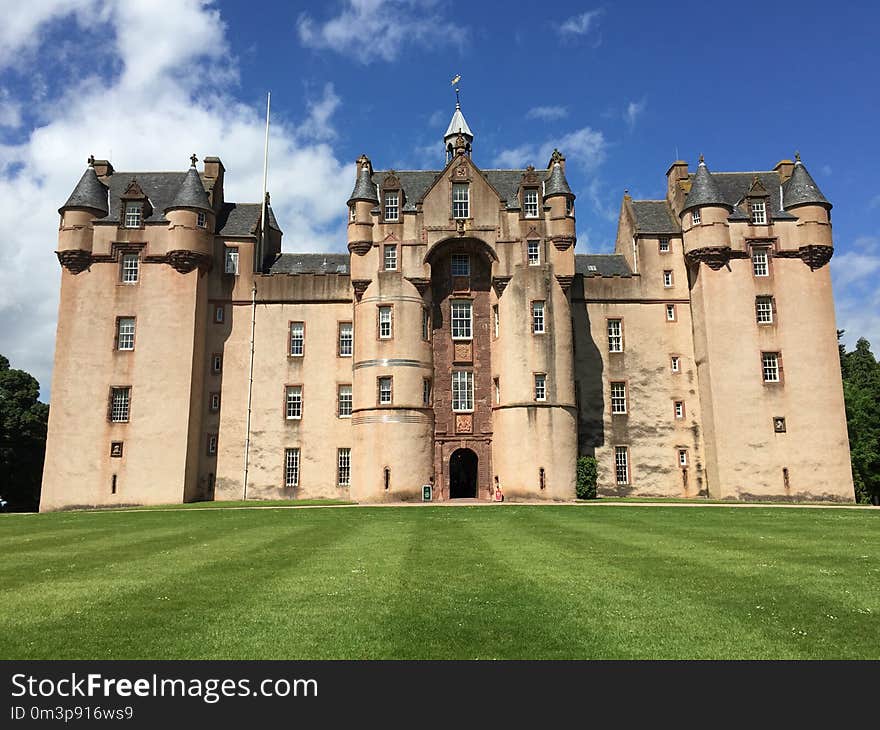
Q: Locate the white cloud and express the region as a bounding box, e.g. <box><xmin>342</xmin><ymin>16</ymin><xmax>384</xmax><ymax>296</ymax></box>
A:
<box><xmin>559</xmin><ymin>10</ymin><xmax>602</xmax><ymax>36</ymax></box>
<box><xmin>297</xmin><ymin>0</ymin><xmax>461</xmax><ymax>63</ymax></box>
<box><xmin>831</xmin><ymin>251</ymin><xmax>880</xmax><ymax>287</ymax></box>
<box><xmin>624</xmin><ymin>99</ymin><xmax>646</xmax><ymax>130</ymax></box>
<box><xmin>0</xmin><ymin>88</ymin><xmax>22</xmax><ymax>127</ymax></box>
<box><xmin>492</xmin><ymin>127</ymin><xmax>606</xmax><ymax>172</ymax></box>
<box><xmin>526</xmin><ymin>106</ymin><xmax>568</xmax><ymax>121</ymax></box>
<box><xmin>0</xmin><ymin>0</ymin><xmax>351</xmax><ymax>398</ymax></box>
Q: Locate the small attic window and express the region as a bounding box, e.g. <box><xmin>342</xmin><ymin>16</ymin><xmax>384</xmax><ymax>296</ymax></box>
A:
<box><xmin>524</xmin><ymin>189</ymin><xmax>539</xmax><ymax>218</ymax></box>
<box><xmin>750</xmin><ymin>200</ymin><xmax>766</xmax><ymax>225</ymax></box>
<box><xmin>197</xmin><ymin>211</ymin><xmax>207</xmax><ymax>228</ymax></box>
<box><xmin>587</xmin><ymin>265</ymin><xmax>598</xmax><ymax>272</ymax></box>
<box><xmin>124</xmin><ymin>202</ymin><xmax>143</xmax><ymax>228</ymax></box>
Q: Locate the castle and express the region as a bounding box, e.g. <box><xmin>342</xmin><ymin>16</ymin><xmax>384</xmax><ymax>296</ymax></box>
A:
<box><xmin>39</xmin><ymin>103</ymin><xmax>855</xmax><ymax>509</ymax></box>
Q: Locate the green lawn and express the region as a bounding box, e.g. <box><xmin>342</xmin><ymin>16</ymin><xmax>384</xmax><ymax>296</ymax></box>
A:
<box><xmin>1</xmin><ymin>504</ymin><xmax>877</xmax><ymax>659</ymax></box>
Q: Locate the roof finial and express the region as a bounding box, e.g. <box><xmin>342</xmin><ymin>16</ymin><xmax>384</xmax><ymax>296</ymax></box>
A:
<box><xmin>190</xmin><ymin>153</ymin><xmax>198</xmax><ymax>168</ymax></box>
<box><xmin>451</xmin><ymin>73</ymin><xmax>461</xmax><ymax>109</ymax></box>
<box><xmin>698</xmin><ymin>153</ymin><xmax>705</xmax><ymax>165</ymax></box>
<box><xmin>87</xmin><ymin>154</ymin><xmax>95</xmax><ymax>167</ymax></box>
<box><xmin>794</xmin><ymin>150</ymin><xmax>801</xmax><ymax>164</ymax></box>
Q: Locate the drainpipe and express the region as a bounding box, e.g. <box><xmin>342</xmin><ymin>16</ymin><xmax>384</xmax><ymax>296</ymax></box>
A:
<box><xmin>243</xmin><ymin>281</ymin><xmax>257</xmax><ymax>500</ymax></box>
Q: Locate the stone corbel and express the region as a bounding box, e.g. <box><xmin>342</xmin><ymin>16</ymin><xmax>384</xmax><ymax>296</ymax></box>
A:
<box><xmin>56</xmin><ymin>250</ymin><xmax>92</xmax><ymax>274</ymax></box>
<box><xmin>551</xmin><ymin>236</ymin><xmax>575</xmax><ymax>251</ymax></box>
<box><xmin>491</xmin><ymin>276</ymin><xmax>511</xmax><ymax>297</ymax></box>
<box><xmin>798</xmin><ymin>244</ymin><xmax>833</xmax><ymax>270</ymax></box>
<box><xmin>555</xmin><ymin>275</ymin><xmax>574</xmax><ymax>293</ymax></box>
<box><xmin>684</xmin><ymin>246</ymin><xmax>748</xmax><ymax>271</ymax></box>
<box><xmin>165</xmin><ymin>250</ymin><xmax>212</xmax><ymax>274</ymax></box>
<box><xmin>351</xmin><ymin>279</ymin><xmax>371</xmax><ymax>301</ymax></box>
<box><xmin>348</xmin><ymin>240</ymin><xmax>371</xmax><ymax>256</ymax></box>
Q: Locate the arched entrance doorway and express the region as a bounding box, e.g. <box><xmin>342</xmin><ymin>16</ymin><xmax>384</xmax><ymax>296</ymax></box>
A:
<box><xmin>449</xmin><ymin>448</ymin><xmax>478</xmax><ymax>498</ymax></box>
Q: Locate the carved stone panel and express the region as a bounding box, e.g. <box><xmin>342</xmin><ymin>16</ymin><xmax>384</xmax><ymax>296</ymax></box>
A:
<box><xmin>455</xmin><ymin>414</ymin><xmax>473</xmax><ymax>434</ymax></box>
<box><xmin>454</xmin><ymin>341</ymin><xmax>473</xmax><ymax>363</ymax></box>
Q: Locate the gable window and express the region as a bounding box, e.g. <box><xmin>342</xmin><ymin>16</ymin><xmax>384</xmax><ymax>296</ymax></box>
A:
<box><xmin>674</xmin><ymin>401</ymin><xmax>685</xmax><ymax>419</ymax></box>
<box><xmin>338</xmin><ymin>384</ymin><xmax>352</xmax><ymax>418</ymax></box>
<box><xmin>666</xmin><ymin>304</ymin><xmax>676</xmax><ymax>322</ymax></box>
<box><xmin>224</xmin><ymin>247</ymin><xmax>239</xmax><ymax>275</ymax></box>
<box><xmin>524</xmin><ymin>188</ymin><xmax>539</xmax><ymax>218</ymax></box>
<box><xmin>752</xmin><ymin>248</ymin><xmax>769</xmax><ymax>277</ymax></box>
<box><xmin>383</xmin><ymin>244</ymin><xmax>397</xmax><ymax>271</ymax></box>
<box><xmin>338</xmin><ymin>322</ymin><xmax>353</xmax><ymax>356</ymax></box>
<box><xmin>611</xmin><ymin>382</ymin><xmax>627</xmax><ymax>414</ymax></box>
<box><xmin>527</xmin><ymin>240</ymin><xmax>540</xmax><ymax>266</ymax></box>
<box><xmin>762</xmin><ymin>352</ymin><xmax>781</xmax><ymax>383</ymax></box>
<box><xmin>451</xmin><ymin>253</ymin><xmax>470</xmax><ymax>277</ymax></box>
<box><xmin>337</xmin><ymin>448</ymin><xmax>351</xmax><ymax>487</ymax></box>
<box><xmin>378</xmin><ymin>376</ymin><xmax>393</xmax><ymax>405</ymax></box>
<box><xmin>378</xmin><ymin>306</ymin><xmax>393</xmax><ymax>339</ymax></box>
<box><xmin>121</xmin><ymin>253</ymin><xmax>139</xmax><ymax>283</ymax></box>
<box><xmin>197</xmin><ymin>211</ymin><xmax>207</xmax><ymax>228</ymax></box>
<box><xmin>109</xmin><ymin>387</ymin><xmax>131</xmax><ymax>423</ymax></box>
<box><xmin>124</xmin><ymin>202</ymin><xmax>142</xmax><ymax>228</ymax></box>
<box><xmin>289</xmin><ymin>322</ymin><xmax>305</xmax><ymax>357</ymax></box>
<box><xmin>534</xmin><ymin>373</ymin><xmax>546</xmax><ymax>402</ymax></box>
<box><xmin>384</xmin><ymin>191</ymin><xmax>399</xmax><ymax>221</ymax></box>
<box><xmin>663</xmin><ymin>270</ymin><xmax>673</xmax><ymax>288</ymax></box>
<box><xmin>607</xmin><ymin>319</ymin><xmax>623</xmax><ymax>353</ymax></box>
<box><xmin>691</xmin><ymin>209</ymin><xmax>701</xmax><ymax>225</ymax></box>
<box><xmin>116</xmin><ymin>317</ymin><xmax>135</xmax><ymax>351</ymax></box>
<box><xmin>659</xmin><ymin>238</ymin><xmax>670</xmax><ymax>253</ymax></box>
<box><xmin>671</xmin><ymin>356</ymin><xmax>681</xmax><ymax>373</ymax></box>
<box><xmin>532</xmin><ymin>301</ymin><xmax>545</xmax><ymax>334</ymax></box>
<box><xmin>452</xmin><ymin>370</ymin><xmax>474</xmax><ymax>412</ymax></box>
<box><xmin>452</xmin><ymin>183</ymin><xmax>469</xmax><ymax>218</ymax></box>
<box><xmin>451</xmin><ymin>300</ymin><xmax>473</xmax><ymax>340</ymax></box>
<box><xmin>423</xmin><ymin>378</ymin><xmax>432</xmax><ymax>406</ymax></box>
<box><xmin>615</xmin><ymin>446</ymin><xmax>630</xmax><ymax>485</ymax></box>
<box><xmin>751</xmin><ymin>200</ymin><xmax>766</xmax><ymax>225</ymax></box>
<box><xmin>284</xmin><ymin>448</ymin><xmax>300</xmax><ymax>488</ymax></box>
<box><xmin>285</xmin><ymin>385</ymin><xmax>303</xmax><ymax>419</ymax></box>
<box><xmin>756</xmin><ymin>296</ymin><xmax>774</xmax><ymax>324</ymax></box>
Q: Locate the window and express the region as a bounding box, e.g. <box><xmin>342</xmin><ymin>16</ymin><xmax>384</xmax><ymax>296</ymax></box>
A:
<box><xmin>679</xmin><ymin>449</ymin><xmax>688</xmax><ymax>467</ymax></box>
<box><xmin>452</xmin><ymin>183</ymin><xmax>469</xmax><ymax>218</ymax></box>
<box><xmin>423</xmin><ymin>378</ymin><xmax>432</xmax><ymax>406</ymax></box>
<box><xmin>671</xmin><ymin>356</ymin><xmax>681</xmax><ymax>373</ymax></box>
<box><xmin>756</xmin><ymin>296</ymin><xmax>774</xmax><ymax>324</ymax></box>
<box><xmin>452</xmin><ymin>370</ymin><xmax>474</xmax><ymax>412</ymax></box>
<box><xmin>762</xmin><ymin>352</ymin><xmax>781</xmax><ymax>383</ymax></box>
<box><xmin>752</xmin><ymin>248</ymin><xmax>769</xmax><ymax>277</ymax></box>
<box><xmin>384</xmin><ymin>191</ymin><xmax>399</xmax><ymax>221</ymax></box>
<box><xmin>532</xmin><ymin>301</ymin><xmax>545</xmax><ymax>334</ymax></box>
<box><xmin>615</xmin><ymin>446</ymin><xmax>630</xmax><ymax>485</ymax></box>
<box><xmin>384</xmin><ymin>467</ymin><xmax>391</xmax><ymax>491</ymax></box>
<box><xmin>494</xmin><ymin>377</ymin><xmax>500</xmax><ymax>404</ymax></box>
<box><xmin>527</xmin><ymin>240</ymin><xmax>540</xmax><ymax>266</ymax></box>
<box><xmin>378</xmin><ymin>306</ymin><xmax>393</xmax><ymax>339</ymax></box>
<box><xmin>289</xmin><ymin>322</ymin><xmax>304</xmax><ymax>357</ymax></box>
<box><xmin>565</xmin><ymin>197</ymin><xmax>574</xmax><ymax>216</ymax></box>
<box><xmin>338</xmin><ymin>384</ymin><xmax>352</xmax><ymax>418</ymax></box>
<box><xmin>284</xmin><ymin>448</ymin><xmax>300</xmax><ymax>488</ymax></box>
<box><xmin>110</xmin><ymin>387</ymin><xmax>130</xmax><ymax>422</ymax></box>
<box><xmin>524</xmin><ymin>188</ymin><xmax>539</xmax><ymax>218</ymax></box>
<box><xmin>349</xmin><ymin>205</ymin><xmax>356</xmax><ymax>222</ymax></box>
<box><xmin>451</xmin><ymin>300</ymin><xmax>473</xmax><ymax>340</ymax></box>
<box><xmin>666</xmin><ymin>304</ymin><xmax>676</xmax><ymax>322</ymax></box>
<box><xmin>210</xmin><ymin>392</ymin><xmax>220</xmax><ymax>411</ymax></box>
<box><xmin>211</xmin><ymin>353</ymin><xmax>222</xmax><ymax>374</ymax></box>
<box><xmin>124</xmin><ymin>202</ymin><xmax>142</xmax><ymax>228</ymax></box>
<box><xmin>286</xmin><ymin>385</ymin><xmax>303</xmax><ymax>419</ymax></box>
<box><xmin>116</xmin><ymin>317</ymin><xmax>135</xmax><ymax>351</ymax></box>
<box><xmin>691</xmin><ymin>209</ymin><xmax>701</xmax><ymax>225</ymax></box>
<box><xmin>384</xmin><ymin>244</ymin><xmax>397</xmax><ymax>271</ymax></box>
<box><xmin>539</xmin><ymin>467</ymin><xmax>546</xmax><ymax>491</ymax></box>
<box><xmin>493</xmin><ymin>305</ymin><xmax>499</xmax><ymax>338</ymax></box>
<box><xmin>659</xmin><ymin>238</ymin><xmax>670</xmax><ymax>253</ymax></box>
<box><xmin>421</xmin><ymin>308</ymin><xmax>431</xmax><ymax>341</ymax></box>
<box><xmin>214</xmin><ymin>305</ymin><xmax>224</xmax><ymax>324</ymax></box>
<box><xmin>663</xmin><ymin>270</ymin><xmax>673</xmax><ymax>288</ymax></box>
<box><xmin>378</xmin><ymin>377</ymin><xmax>393</xmax><ymax>405</ymax></box>
<box><xmin>611</xmin><ymin>382</ymin><xmax>627</xmax><ymax>414</ymax></box>
<box><xmin>451</xmin><ymin>254</ymin><xmax>470</xmax><ymax>277</ymax></box>
<box><xmin>339</xmin><ymin>322</ymin><xmax>353</xmax><ymax>356</ymax></box>
<box><xmin>674</xmin><ymin>401</ymin><xmax>685</xmax><ymax>419</ymax></box>
<box><xmin>207</xmin><ymin>433</ymin><xmax>217</xmax><ymax>455</ymax></box>
<box><xmin>751</xmin><ymin>200</ymin><xmax>766</xmax><ymax>225</ymax></box>
<box><xmin>607</xmin><ymin>319</ymin><xmax>623</xmax><ymax>353</ymax></box>
<box><xmin>338</xmin><ymin>448</ymin><xmax>351</xmax><ymax>487</ymax></box>
<box><xmin>197</xmin><ymin>211</ymin><xmax>207</xmax><ymax>228</ymax></box>
<box><xmin>121</xmin><ymin>253</ymin><xmax>139</xmax><ymax>283</ymax></box>
<box><xmin>225</xmin><ymin>247</ymin><xmax>239</xmax><ymax>275</ymax></box>
<box><xmin>534</xmin><ymin>373</ymin><xmax>546</xmax><ymax>401</ymax></box>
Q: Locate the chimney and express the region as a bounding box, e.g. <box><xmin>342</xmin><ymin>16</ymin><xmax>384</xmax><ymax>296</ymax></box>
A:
<box><xmin>203</xmin><ymin>156</ymin><xmax>225</xmax><ymax>211</ymax></box>
<box><xmin>774</xmin><ymin>158</ymin><xmax>795</xmax><ymax>182</ymax></box>
<box><xmin>665</xmin><ymin>160</ymin><xmax>689</xmax><ymax>212</ymax></box>
<box><xmin>92</xmin><ymin>159</ymin><xmax>114</xmax><ymax>179</ymax></box>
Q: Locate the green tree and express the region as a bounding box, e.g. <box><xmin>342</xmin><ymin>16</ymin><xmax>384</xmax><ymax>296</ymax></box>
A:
<box><xmin>576</xmin><ymin>456</ymin><xmax>598</xmax><ymax>500</ymax></box>
<box><xmin>0</xmin><ymin>355</ymin><xmax>50</xmax><ymax>511</ymax></box>
<box><xmin>838</xmin><ymin>335</ymin><xmax>880</xmax><ymax>504</ymax></box>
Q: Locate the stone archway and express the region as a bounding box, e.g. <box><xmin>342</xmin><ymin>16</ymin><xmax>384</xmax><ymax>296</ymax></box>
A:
<box><xmin>449</xmin><ymin>448</ymin><xmax>478</xmax><ymax>498</ymax></box>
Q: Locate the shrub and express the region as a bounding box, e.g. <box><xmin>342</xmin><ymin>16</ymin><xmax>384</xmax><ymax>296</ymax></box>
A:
<box><xmin>576</xmin><ymin>456</ymin><xmax>598</xmax><ymax>500</ymax></box>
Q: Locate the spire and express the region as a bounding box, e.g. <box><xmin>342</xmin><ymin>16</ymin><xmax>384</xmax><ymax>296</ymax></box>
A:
<box><xmin>444</xmin><ymin>102</ymin><xmax>473</xmax><ymax>161</ymax></box>
<box><xmin>165</xmin><ymin>158</ymin><xmax>212</xmax><ymax>213</ymax></box>
<box><xmin>782</xmin><ymin>154</ymin><xmax>830</xmax><ymax>209</ymax></box>
<box><xmin>681</xmin><ymin>155</ymin><xmax>729</xmax><ymax>213</ymax></box>
<box><xmin>347</xmin><ymin>154</ymin><xmax>379</xmax><ymax>204</ymax></box>
<box><xmin>544</xmin><ymin>149</ymin><xmax>573</xmax><ymax>198</ymax></box>
<box><xmin>59</xmin><ymin>163</ymin><xmax>109</xmax><ymax>216</ymax></box>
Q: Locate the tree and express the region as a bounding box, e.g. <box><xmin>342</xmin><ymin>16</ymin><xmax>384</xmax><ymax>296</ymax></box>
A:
<box><xmin>0</xmin><ymin>355</ymin><xmax>50</xmax><ymax>511</ymax></box>
<box><xmin>838</xmin><ymin>334</ymin><xmax>880</xmax><ymax>505</ymax></box>
<box><xmin>576</xmin><ymin>456</ymin><xmax>598</xmax><ymax>499</ymax></box>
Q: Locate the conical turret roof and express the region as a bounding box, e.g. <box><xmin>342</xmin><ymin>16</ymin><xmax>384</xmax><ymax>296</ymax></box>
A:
<box><xmin>444</xmin><ymin>102</ymin><xmax>473</xmax><ymax>144</ymax></box>
<box><xmin>165</xmin><ymin>163</ymin><xmax>212</xmax><ymax>213</ymax></box>
<box><xmin>347</xmin><ymin>156</ymin><xmax>379</xmax><ymax>204</ymax></box>
<box><xmin>544</xmin><ymin>161</ymin><xmax>572</xmax><ymax>198</ymax></box>
<box><xmin>59</xmin><ymin>166</ymin><xmax>108</xmax><ymax>216</ymax></box>
<box><xmin>782</xmin><ymin>155</ymin><xmax>830</xmax><ymax>209</ymax></box>
<box><xmin>682</xmin><ymin>156</ymin><xmax>730</xmax><ymax>214</ymax></box>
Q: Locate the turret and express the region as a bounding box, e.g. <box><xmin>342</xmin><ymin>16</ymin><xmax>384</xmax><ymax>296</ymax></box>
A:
<box><xmin>163</xmin><ymin>155</ymin><xmax>214</xmax><ymax>271</ymax></box>
<box><xmin>57</xmin><ymin>157</ymin><xmax>109</xmax><ymax>273</ymax></box>
<box><xmin>680</xmin><ymin>156</ymin><xmax>732</xmax><ymax>262</ymax></box>
<box><xmin>347</xmin><ymin>154</ymin><xmax>378</xmax><ymax>265</ymax></box>
<box><xmin>782</xmin><ymin>153</ymin><xmax>833</xmax><ymax>259</ymax></box>
<box><xmin>544</xmin><ymin>149</ymin><xmax>576</xmax><ymax>275</ymax></box>
<box><xmin>444</xmin><ymin>101</ymin><xmax>473</xmax><ymax>162</ymax></box>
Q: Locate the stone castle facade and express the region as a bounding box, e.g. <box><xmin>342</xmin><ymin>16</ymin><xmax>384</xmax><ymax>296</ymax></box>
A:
<box><xmin>39</xmin><ymin>104</ymin><xmax>854</xmax><ymax>509</ymax></box>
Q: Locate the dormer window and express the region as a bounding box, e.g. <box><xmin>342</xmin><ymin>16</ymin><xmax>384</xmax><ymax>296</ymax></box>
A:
<box><xmin>384</xmin><ymin>191</ymin><xmax>399</xmax><ymax>222</ymax></box>
<box><xmin>524</xmin><ymin>189</ymin><xmax>539</xmax><ymax>218</ymax></box>
<box><xmin>124</xmin><ymin>202</ymin><xmax>142</xmax><ymax>228</ymax></box>
<box><xmin>197</xmin><ymin>211</ymin><xmax>207</xmax><ymax>228</ymax></box>
<box><xmin>750</xmin><ymin>200</ymin><xmax>766</xmax><ymax>225</ymax></box>
<box><xmin>691</xmin><ymin>209</ymin><xmax>701</xmax><ymax>225</ymax></box>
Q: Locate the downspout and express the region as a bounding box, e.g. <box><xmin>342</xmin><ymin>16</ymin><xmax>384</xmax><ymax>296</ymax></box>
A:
<box><xmin>243</xmin><ymin>280</ymin><xmax>256</xmax><ymax>500</ymax></box>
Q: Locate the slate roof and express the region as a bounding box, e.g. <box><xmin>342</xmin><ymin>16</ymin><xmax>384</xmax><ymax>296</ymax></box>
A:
<box><xmin>782</xmin><ymin>161</ymin><xmax>830</xmax><ymax>209</ymax></box>
<box><xmin>60</xmin><ymin>167</ymin><xmax>109</xmax><ymax>215</ymax></box>
<box><xmin>575</xmin><ymin>254</ymin><xmax>633</xmax><ymax>277</ymax></box>
<box><xmin>216</xmin><ymin>203</ymin><xmax>281</xmax><ymax>237</ymax></box>
<box><xmin>682</xmin><ymin>161</ymin><xmax>728</xmax><ymax>213</ymax></box>
<box><xmin>544</xmin><ymin>162</ymin><xmax>572</xmax><ymax>198</ymax></box>
<box><xmin>690</xmin><ymin>171</ymin><xmax>797</xmax><ymax>220</ymax></box>
<box><xmin>630</xmin><ymin>200</ymin><xmax>679</xmax><ymax>234</ymax></box>
<box><xmin>267</xmin><ymin>253</ymin><xmax>349</xmax><ymax>275</ymax></box>
<box><xmin>348</xmin><ymin>164</ymin><xmax>379</xmax><ymax>204</ymax></box>
<box><xmin>165</xmin><ymin>166</ymin><xmax>212</xmax><ymax>213</ymax></box>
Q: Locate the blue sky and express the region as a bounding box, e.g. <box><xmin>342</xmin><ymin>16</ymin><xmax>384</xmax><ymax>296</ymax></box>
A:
<box><xmin>0</xmin><ymin>0</ymin><xmax>877</xmax><ymax>399</ymax></box>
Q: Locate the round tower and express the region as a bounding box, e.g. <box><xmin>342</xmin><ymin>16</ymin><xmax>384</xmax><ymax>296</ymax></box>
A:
<box><xmin>782</xmin><ymin>153</ymin><xmax>834</xmax><ymax>260</ymax></box>
<box><xmin>543</xmin><ymin>149</ymin><xmax>577</xmax><ymax>280</ymax></box>
<box><xmin>680</xmin><ymin>156</ymin><xmax>733</xmax><ymax>268</ymax></box>
<box><xmin>57</xmin><ymin>157</ymin><xmax>109</xmax><ymax>273</ymax></box>
<box><xmin>163</xmin><ymin>155</ymin><xmax>214</xmax><ymax>272</ymax></box>
<box><xmin>347</xmin><ymin>155</ymin><xmax>378</xmax><ymax>263</ymax></box>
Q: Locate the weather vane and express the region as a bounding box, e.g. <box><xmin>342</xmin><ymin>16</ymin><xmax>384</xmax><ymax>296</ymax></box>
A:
<box><xmin>451</xmin><ymin>74</ymin><xmax>461</xmax><ymax>107</ymax></box>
